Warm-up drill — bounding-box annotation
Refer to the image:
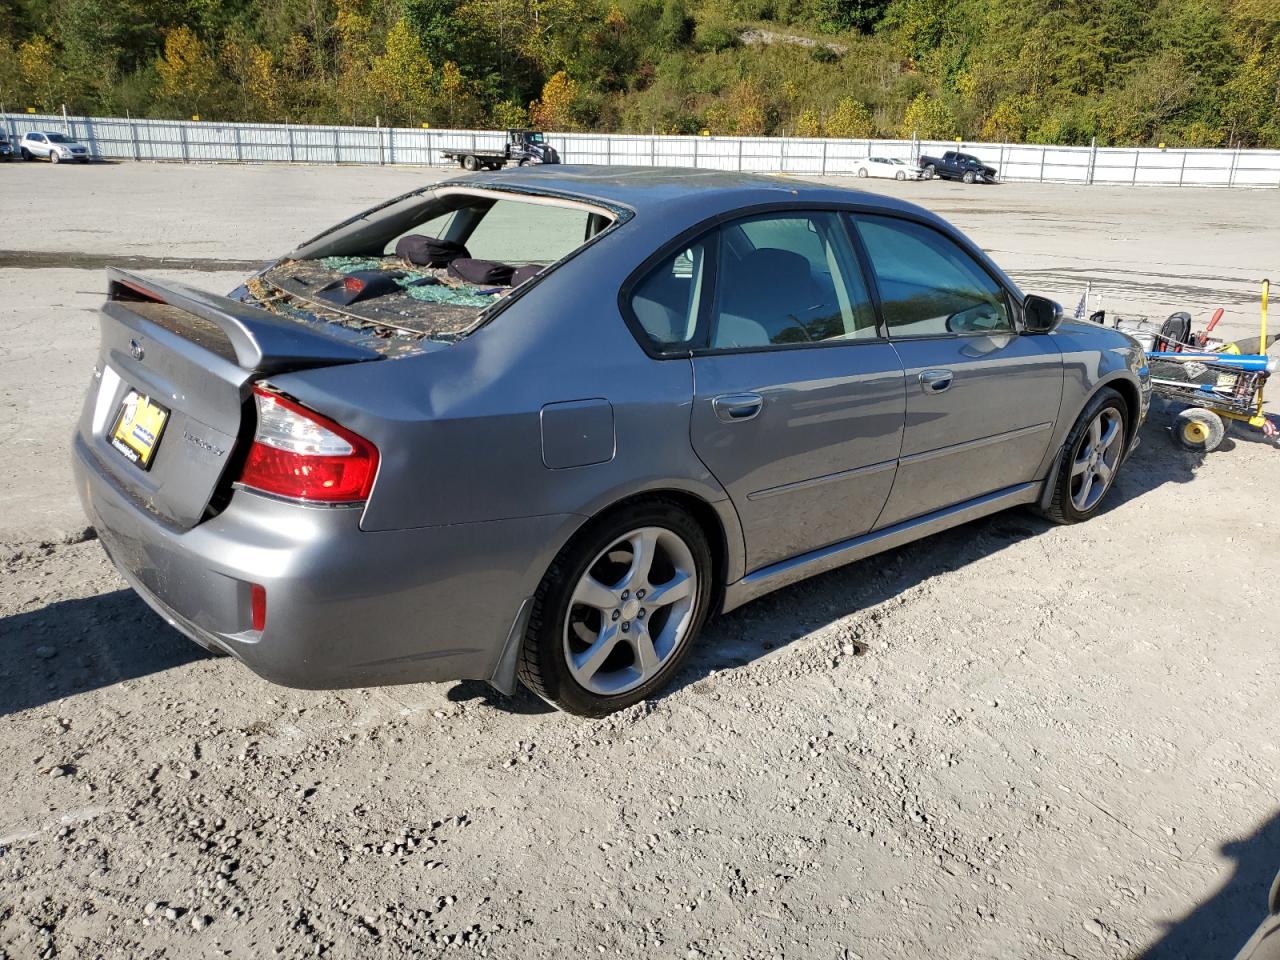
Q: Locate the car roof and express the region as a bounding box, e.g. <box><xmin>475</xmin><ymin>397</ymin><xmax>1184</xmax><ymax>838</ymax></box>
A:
<box><xmin>442</xmin><ymin>164</ymin><xmax>937</xmax><ymax>225</ymax></box>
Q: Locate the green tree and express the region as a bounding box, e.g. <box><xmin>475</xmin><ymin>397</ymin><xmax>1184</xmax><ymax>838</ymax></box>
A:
<box><xmin>899</xmin><ymin>91</ymin><xmax>957</xmax><ymax>139</ymax></box>
<box><xmin>825</xmin><ymin>96</ymin><xmax>873</xmax><ymax>138</ymax></box>
<box><xmin>369</xmin><ymin>18</ymin><xmax>435</xmax><ymax>123</ymax></box>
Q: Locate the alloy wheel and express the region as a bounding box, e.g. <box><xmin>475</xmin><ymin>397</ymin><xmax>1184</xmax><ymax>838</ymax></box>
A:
<box><xmin>1069</xmin><ymin>407</ymin><xmax>1123</xmax><ymax>512</ymax></box>
<box><xmin>563</xmin><ymin>526</ymin><xmax>698</xmax><ymax>696</ymax></box>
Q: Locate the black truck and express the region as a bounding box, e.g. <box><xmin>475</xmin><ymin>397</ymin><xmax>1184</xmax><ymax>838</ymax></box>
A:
<box><xmin>441</xmin><ymin>129</ymin><xmax>561</xmax><ymax>171</ymax></box>
<box><xmin>917</xmin><ymin>150</ymin><xmax>998</xmax><ymax>184</ymax></box>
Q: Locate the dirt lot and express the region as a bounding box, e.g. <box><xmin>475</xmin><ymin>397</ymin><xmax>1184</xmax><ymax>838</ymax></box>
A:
<box><xmin>1</xmin><ymin>161</ymin><xmax>1278</xmax><ymax>960</ymax></box>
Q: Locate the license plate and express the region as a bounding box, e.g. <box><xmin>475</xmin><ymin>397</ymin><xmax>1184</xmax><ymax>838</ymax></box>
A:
<box><xmin>110</xmin><ymin>390</ymin><xmax>170</xmax><ymax>469</ymax></box>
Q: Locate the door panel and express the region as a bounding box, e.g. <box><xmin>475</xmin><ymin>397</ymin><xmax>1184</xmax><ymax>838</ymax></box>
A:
<box><xmin>692</xmin><ymin>347</ymin><xmax>905</xmax><ymax>571</ymax></box>
<box><xmin>878</xmin><ymin>333</ymin><xmax>1062</xmax><ymax>526</ymax></box>
<box><xmin>850</xmin><ymin>212</ymin><xmax>1063</xmax><ymax>526</ymax></box>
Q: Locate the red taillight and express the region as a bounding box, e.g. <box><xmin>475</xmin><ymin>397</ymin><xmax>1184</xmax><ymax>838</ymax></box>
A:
<box><xmin>250</xmin><ymin>583</ymin><xmax>267</xmax><ymax>631</ymax></box>
<box><xmin>238</xmin><ymin>386</ymin><xmax>379</xmax><ymax>503</ymax></box>
<box><xmin>343</xmin><ymin>276</ymin><xmax>365</xmax><ymax>293</ymax></box>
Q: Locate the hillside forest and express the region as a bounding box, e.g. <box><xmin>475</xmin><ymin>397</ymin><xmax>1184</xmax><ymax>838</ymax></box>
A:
<box><xmin>2</xmin><ymin>0</ymin><xmax>1278</xmax><ymax>147</ymax></box>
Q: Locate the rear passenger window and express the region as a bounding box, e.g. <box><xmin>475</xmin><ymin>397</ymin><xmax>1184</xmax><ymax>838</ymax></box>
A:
<box><xmin>710</xmin><ymin>212</ymin><xmax>876</xmax><ymax>350</ymax></box>
<box><xmin>628</xmin><ymin>238</ymin><xmax>711</xmax><ymax>353</ymax></box>
<box><xmin>853</xmin><ymin>215</ymin><xmax>1011</xmax><ymax>337</ymax></box>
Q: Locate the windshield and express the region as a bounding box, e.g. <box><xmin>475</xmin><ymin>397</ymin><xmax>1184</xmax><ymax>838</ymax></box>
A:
<box><xmin>47</xmin><ymin>134</ymin><xmax>72</xmax><ymax>144</ymax></box>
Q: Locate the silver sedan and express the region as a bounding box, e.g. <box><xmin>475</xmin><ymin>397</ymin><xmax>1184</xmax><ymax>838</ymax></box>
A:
<box><xmin>73</xmin><ymin>167</ymin><xmax>1149</xmax><ymax>715</ymax></box>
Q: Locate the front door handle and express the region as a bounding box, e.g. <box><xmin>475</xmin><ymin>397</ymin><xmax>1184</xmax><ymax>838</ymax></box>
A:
<box><xmin>919</xmin><ymin>369</ymin><xmax>954</xmax><ymax>393</ymax></box>
<box><xmin>712</xmin><ymin>393</ymin><xmax>763</xmax><ymax>422</ymax></box>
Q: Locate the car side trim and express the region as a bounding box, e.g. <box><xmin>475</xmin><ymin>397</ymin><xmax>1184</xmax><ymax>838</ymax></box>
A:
<box><xmin>746</xmin><ymin>457</ymin><xmax>897</xmax><ymax>501</ymax></box>
<box><xmin>721</xmin><ymin>480</ymin><xmax>1042</xmax><ymax>613</ymax></box>
<box><xmin>897</xmin><ymin>421</ymin><xmax>1053</xmax><ymax>466</ymax></box>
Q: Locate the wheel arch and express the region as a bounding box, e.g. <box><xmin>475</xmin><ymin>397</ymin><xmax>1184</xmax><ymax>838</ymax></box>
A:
<box><xmin>1035</xmin><ymin>374</ymin><xmax>1139</xmax><ymax>512</ymax></box>
<box><xmin>564</xmin><ymin>487</ymin><xmax>741</xmax><ymax>611</ymax></box>
<box><xmin>489</xmin><ymin>485</ymin><xmax>740</xmax><ymax>697</ymax></box>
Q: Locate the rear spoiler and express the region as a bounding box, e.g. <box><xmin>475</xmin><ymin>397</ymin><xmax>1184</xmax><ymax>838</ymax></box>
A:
<box><xmin>106</xmin><ymin>267</ymin><xmax>383</xmax><ymax>374</ymax></box>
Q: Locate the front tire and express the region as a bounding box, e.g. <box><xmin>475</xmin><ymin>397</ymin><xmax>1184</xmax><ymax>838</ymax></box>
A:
<box><xmin>1041</xmin><ymin>388</ymin><xmax>1128</xmax><ymax>524</ymax></box>
<box><xmin>895</xmin><ymin>170</ymin><xmax>906</xmax><ymax>180</ymax></box>
<box><xmin>518</xmin><ymin>499</ymin><xmax>713</xmax><ymax>716</ymax></box>
<box><xmin>20</xmin><ymin>147</ymin><xmax>31</xmax><ymax>160</ymax></box>
<box><xmin>50</xmin><ymin>150</ymin><xmax>61</xmax><ymax>164</ymax></box>
<box><xmin>857</xmin><ymin>167</ymin><xmax>868</xmax><ymax>178</ymax></box>
<box><xmin>962</xmin><ymin>170</ymin><xmax>976</xmax><ymax>184</ymax></box>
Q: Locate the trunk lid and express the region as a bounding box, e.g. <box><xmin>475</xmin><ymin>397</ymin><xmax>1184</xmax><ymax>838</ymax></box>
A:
<box><xmin>79</xmin><ymin>268</ymin><xmax>383</xmax><ymax>530</ymax></box>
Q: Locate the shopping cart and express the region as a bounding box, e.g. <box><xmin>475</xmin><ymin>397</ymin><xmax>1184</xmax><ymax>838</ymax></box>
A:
<box><xmin>1146</xmin><ymin>279</ymin><xmax>1275</xmax><ymax>452</ymax></box>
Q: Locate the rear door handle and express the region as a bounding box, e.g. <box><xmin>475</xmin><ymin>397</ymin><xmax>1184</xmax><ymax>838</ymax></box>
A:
<box><xmin>712</xmin><ymin>393</ymin><xmax>763</xmax><ymax>422</ymax></box>
<box><xmin>919</xmin><ymin>369</ymin><xmax>954</xmax><ymax>393</ymax></box>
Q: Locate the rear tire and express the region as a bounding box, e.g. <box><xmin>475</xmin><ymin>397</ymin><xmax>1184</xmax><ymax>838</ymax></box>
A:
<box><xmin>1174</xmin><ymin>407</ymin><xmax>1225</xmax><ymax>452</ymax></box>
<box><xmin>1041</xmin><ymin>388</ymin><xmax>1129</xmax><ymax>524</ymax></box>
<box><xmin>20</xmin><ymin>147</ymin><xmax>31</xmax><ymax>160</ymax></box>
<box><xmin>462</xmin><ymin>154</ymin><xmax>479</xmax><ymax>171</ymax></box>
<box><xmin>857</xmin><ymin>168</ymin><xmax>868</xmax><ymax>178</ymax></box>
<box><xmin>518</xmin><ymin>498</ymin><xmax>714</xmax><ymax>717</ymax></box>
<box><xmin>923</xmin><ymin>164</ymin><xmax>936</xmax><ymax>180</ymax></box>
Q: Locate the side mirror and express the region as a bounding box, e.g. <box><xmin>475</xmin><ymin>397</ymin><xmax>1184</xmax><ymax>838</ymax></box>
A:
<box><xmin>1023</xmin><ymin>294</ymin><xmax>1063</xmax><ymax>334</ymax></box>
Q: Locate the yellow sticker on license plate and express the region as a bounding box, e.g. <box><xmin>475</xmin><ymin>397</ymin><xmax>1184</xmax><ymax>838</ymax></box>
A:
<box><xmin>110</xmin><ymin>390</ymin><xmax>169</xmax><ymax>469</ymax></box>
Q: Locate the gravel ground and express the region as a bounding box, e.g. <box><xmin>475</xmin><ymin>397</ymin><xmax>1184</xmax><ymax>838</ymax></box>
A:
<box><xmin>1</xmin><ymin>161</ymin><xmax>1278</xmax><ymax>960</ymax></box>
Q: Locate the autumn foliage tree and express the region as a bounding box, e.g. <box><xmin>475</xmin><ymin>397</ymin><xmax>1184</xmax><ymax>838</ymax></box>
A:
<box><xmin>530</xmin><ymin>70</ymin><xmax>579</xmax><ymax>130</ymax></box>
<box><xmin>156</xmin><ymin>27</ymin><xmax>219</xmax><ymax>116</ymax></box>
<box><xmin>0</xmin><ymin>0</ymin><xmax>1276</xmax><ymax>148</ymax></box>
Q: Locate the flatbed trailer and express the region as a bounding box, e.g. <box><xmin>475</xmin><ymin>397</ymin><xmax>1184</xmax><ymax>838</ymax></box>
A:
<box><xmin>441</xmin><ymin>129</ymin><xmax>561</xmax><ymax>171</ymax></box>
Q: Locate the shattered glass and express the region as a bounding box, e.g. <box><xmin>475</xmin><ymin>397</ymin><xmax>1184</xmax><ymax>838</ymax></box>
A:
<box><xmin>318</xmin><ymin>257</ymin><xmax>503</xmax><ymax>308</ymax></box>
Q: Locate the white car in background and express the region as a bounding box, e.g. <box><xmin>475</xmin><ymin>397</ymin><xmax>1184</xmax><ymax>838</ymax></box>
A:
<box><xmin>20</xmin><ymin>131</ymin><xmax>90</xmax><ymax>163</ymax></box>
<box><xmin>854</xmin><ymin>156</ymin><xmax>922</xmax><ymax>181</ymax></box>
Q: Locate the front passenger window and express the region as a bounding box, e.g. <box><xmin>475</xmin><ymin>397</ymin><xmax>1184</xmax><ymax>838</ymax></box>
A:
<box><xmin>853</xmin><ymin>215</ymin><xmax>1011</xmax><ymax>337</ymax></box>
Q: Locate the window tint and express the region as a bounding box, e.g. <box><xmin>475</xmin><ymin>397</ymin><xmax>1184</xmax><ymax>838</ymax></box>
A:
<box><xmin>628</xmin><ymin>238</ymin><xmax>711</xmax><ymax>352</ymax></box>
<box><xmin>853</xmin><ymin>215</ymin><xmax>1011</xmax><ymax>337</ymax></box>
<box><xmin>710</xmin><ymin>212</ymin><xmax>876</xmax><ymax>350</ymax></box>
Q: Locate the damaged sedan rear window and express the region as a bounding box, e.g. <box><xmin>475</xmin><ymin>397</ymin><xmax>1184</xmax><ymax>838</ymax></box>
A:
<box><xmin>239</xmin><ymin>187</ymin><xmax>623</xmax><ymax>355</ymax></box>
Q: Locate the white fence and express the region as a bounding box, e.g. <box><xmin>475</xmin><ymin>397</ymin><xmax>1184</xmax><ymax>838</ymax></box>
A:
<box><xmin>5</xmin><ymin>112</ymin><xmax>1280</xmax><ymax>188</ymax></box>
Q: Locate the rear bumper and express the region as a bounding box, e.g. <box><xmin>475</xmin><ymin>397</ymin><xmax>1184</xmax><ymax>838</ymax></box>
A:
<box><xmin>74</xmin><ymin>435</ymin><xmax>574</xmax><ymax>689</ymax></box>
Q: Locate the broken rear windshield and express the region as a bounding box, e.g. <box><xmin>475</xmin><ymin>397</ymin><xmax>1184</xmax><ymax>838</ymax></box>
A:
<box><xmin>238</xmin><ymin>187</ymin><xmax>622</xmax><ymax>356</ymax></box>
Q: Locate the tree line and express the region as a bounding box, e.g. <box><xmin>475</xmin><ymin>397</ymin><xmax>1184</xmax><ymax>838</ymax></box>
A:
<box><xmin>1</xmin><ymin>0</ymin><xmax>1277</xmax><ymax>146</ymax></box>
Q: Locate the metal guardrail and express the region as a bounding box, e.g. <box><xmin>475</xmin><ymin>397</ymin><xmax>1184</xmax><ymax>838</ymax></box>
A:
<box><xmin>4</xmin><ymin>113</ymin><xmax>1279</xmax><ymax>188</ymax></box>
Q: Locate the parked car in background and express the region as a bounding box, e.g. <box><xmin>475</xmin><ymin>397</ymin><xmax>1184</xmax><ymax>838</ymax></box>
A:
<box><xmin>73</xmin><ymin>167</ymin><xmax>1149</xmax><ymax>717</ymax></box>
<box><xmin>20</xmin><ymin>131</ymin><xmax>90</xmax><ymax>163</ymax></box>
<box><xmin>918</xmin><ymin>150</ymin><xmax>998</xmax><ymax>184</ymax></box>
<box><xmin>855</xmin><ymin>157</ymin><xmax>922</xmax><ymax>181</ymax></box>
<box><xmin>0</xmin><ymin>133</ymin><xmax>13</xmax><ymax>160</ymax></box>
